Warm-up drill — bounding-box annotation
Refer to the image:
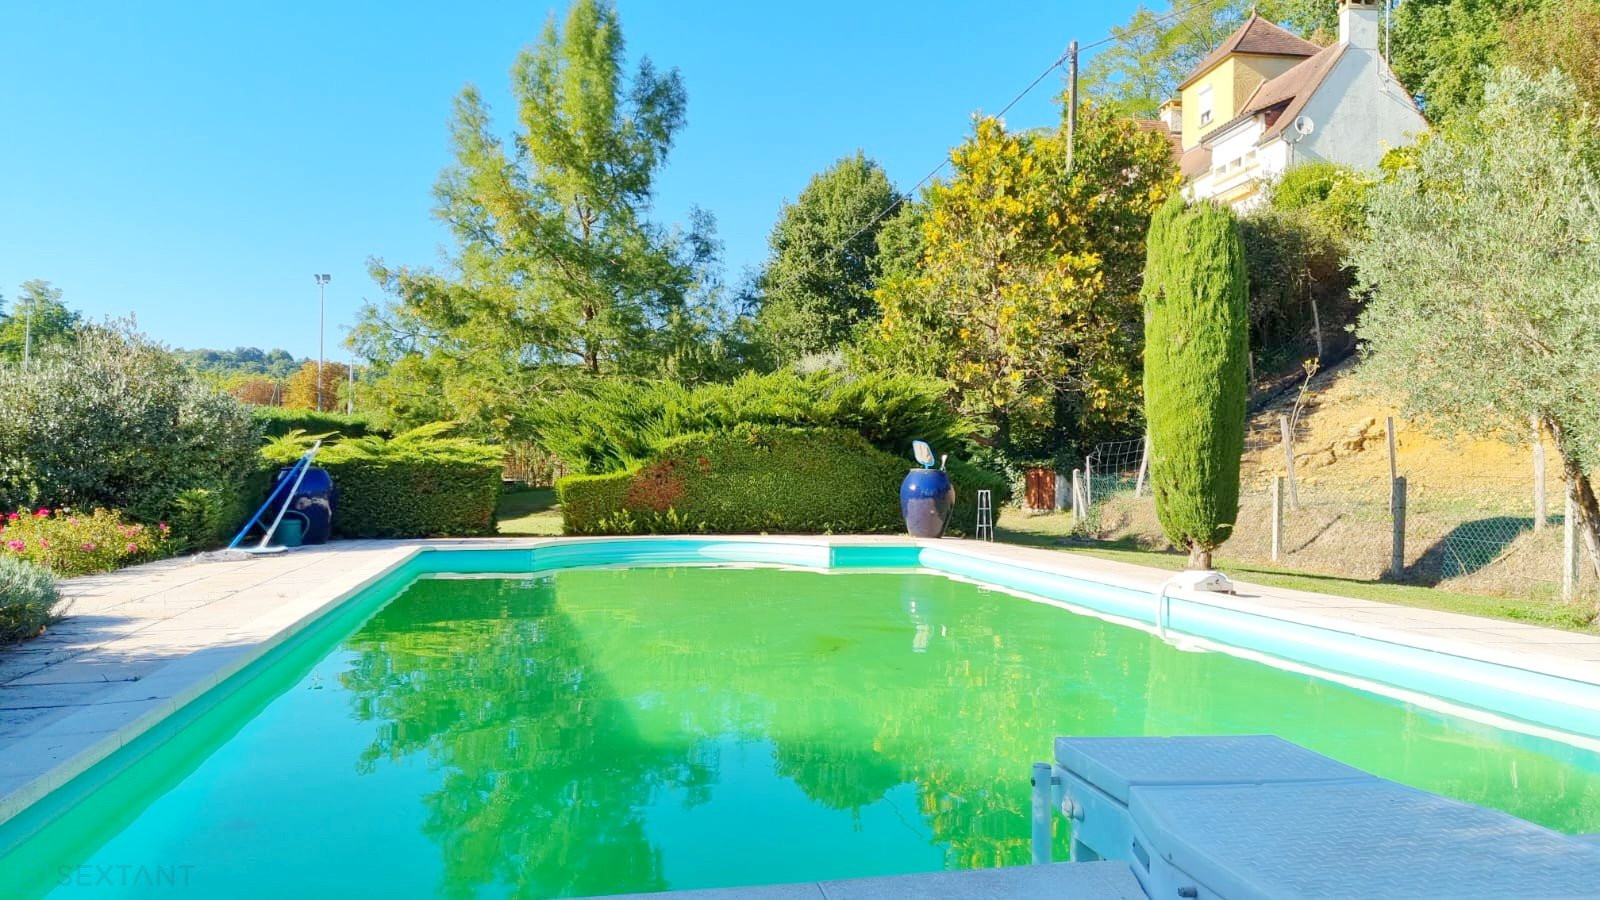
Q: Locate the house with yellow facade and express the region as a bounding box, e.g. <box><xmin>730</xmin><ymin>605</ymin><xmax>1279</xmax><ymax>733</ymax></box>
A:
<box><xmin>1153</xmin><ymin>0</ymin><xmax>1427</xmax><ymax>209</ymax></box>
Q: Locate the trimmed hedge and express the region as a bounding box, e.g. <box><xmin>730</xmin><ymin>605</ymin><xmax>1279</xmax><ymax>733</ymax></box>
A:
<box><xmin>323</xmin><ymin>456</ymin><xmax>502</xmax><ymax>537</ymax></box>
<box><xmin>252</xmin><ymin>407</ymin><xmax>385</xmax><ymax>439</ymax></box>
<box><xmin>557</xmin><ymin>426</ymin><xmax>1008</xmax><ymax>537</ymax></box>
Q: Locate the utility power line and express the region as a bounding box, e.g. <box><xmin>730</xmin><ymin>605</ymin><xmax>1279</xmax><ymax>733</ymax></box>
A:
<box><xmin>826</xmin><ymin>0</ymin><xmax>1232</xmax><ymax>258</ymax></box>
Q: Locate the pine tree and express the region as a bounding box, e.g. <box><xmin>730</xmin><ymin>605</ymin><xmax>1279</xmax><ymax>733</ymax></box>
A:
<box><xmin>1141</xmin><ymin>197</ymin><xmax>1249</xmax><ymax>570</ymax></box>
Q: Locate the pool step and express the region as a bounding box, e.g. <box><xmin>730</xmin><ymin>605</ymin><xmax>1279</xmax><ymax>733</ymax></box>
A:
<box><xmin>1056</xmin><ymin>734</ymin><xmax>1600</xmax><ymax>899</ymax></box>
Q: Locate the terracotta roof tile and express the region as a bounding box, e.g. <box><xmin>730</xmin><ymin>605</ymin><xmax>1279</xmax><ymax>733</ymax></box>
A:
<box><xmin>1132</xmin><ymin>118</ymin><xmax>1183</xmax><ymax>163</ymax></box>
<box><xmin>1180</xmin><ymin>145</ymin><xmax>1212</xmax><ymax>179</ymax></box>
<box><xmin>1177</xmin><ymin>14</ymin><xmax>1321</xmax><ymax>90</ymax></box>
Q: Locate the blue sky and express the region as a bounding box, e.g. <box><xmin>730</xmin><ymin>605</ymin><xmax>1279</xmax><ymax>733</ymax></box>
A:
<box><xmin>0</xmin><ymin>1</ymin><xmax>1132</xmax><ymax>358</ymax></box>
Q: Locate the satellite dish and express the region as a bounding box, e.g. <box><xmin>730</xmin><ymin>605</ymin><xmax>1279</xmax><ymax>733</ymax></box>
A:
<box><xmin>1293</xmin><ymin>116</ymin><xmax>1316</xmax><ymax>137</ymax></box>
<box><xmin>912</xmin><ymin>440</ymin><xmax>937</xmax><ymax>469</ymax></box>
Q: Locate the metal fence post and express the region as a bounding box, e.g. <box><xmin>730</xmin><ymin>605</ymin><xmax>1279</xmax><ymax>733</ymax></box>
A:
<box><xmin>1532</xmin><ymin>416</ymin><xmax>1547</xmax><ymax>531</ymax></box>
<box><xmin>1084</xmin><ymin>457</ymin><xmax>1094</xmax><ymax>507</ymax></box>
<box><xmin>1279</xmin><ymin>414</ymin><xmax>1300</xmax><ymax>510</ymax></box>
<box><xmin>1390</xmin><ymin>476</ymin><xmax>1407</xmax><ymax>579</ymax></box>
<box><xmin>1271</xmin><ymin>476</ymin><xmax>1285</xmax><ymax>563</ymax></box>
<box><xmin>1564</xmin><ymin>484</ymin><xmax>1580</xmax><ymax>603</ymax></box>
<box><xmin>1134</xmin><ymin>433</ymin><xmax>1151</xmax><ymax>497</ymax></box>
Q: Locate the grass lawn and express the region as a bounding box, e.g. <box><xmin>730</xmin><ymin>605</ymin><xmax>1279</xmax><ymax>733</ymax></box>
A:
<box><xmin>496</xmin><ymin>487</ymin><xmax>564</xmax><ymax>537</ymax></box>
<box><xmin>997</xmin><ymin>510</ymin><xmax>1599</xmax><ymax>634</ymax></box>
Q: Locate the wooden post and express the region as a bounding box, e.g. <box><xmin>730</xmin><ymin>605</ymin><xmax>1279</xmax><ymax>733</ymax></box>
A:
<box><xmin>1065</xmin><ymin>41</ymin><xmax>1079</xmax><ymax>175</ymax></box>
<box><xmin>1134</xmin><ymin>433</ymin><xmax>1151</xmax><ymax>497</ymax></box>
<box><xmin>1385</xmin><ymin>416</ymin><xmax>1398</xmax><ymax>484</ymax></box>
<box><xmin>1271</xmin><ymin>475</ymin><xmax>1285</xmax><ymax>563</ymax></box>
<box><xmin>1564</xmin><ymin>484</ymin><xmax>1580</xmax><ymax>603</ymax></box>
<box><xmin>1309</xmin><ymin>296</ymin><xmax>1324</xmax><ymax>360</ymax></box>
<box><xmin>1071</xmin><ymin>470</ymin><xmax>1085</xmax><ymax>528</ymax></box>
<box><xmin>1390</xmin><ymin>476</ymin><xmax>1407</xmax><ymax>579</ymax></box>
<box><xmin>1279</xmin><ymin>414</ymin><xmax>1300</xmax><ymax>510</ymax></box>
<box><xmin>1532</xmin><ymin>416</ymin><xmax>1547</xmax><ymax>531</ymax></box>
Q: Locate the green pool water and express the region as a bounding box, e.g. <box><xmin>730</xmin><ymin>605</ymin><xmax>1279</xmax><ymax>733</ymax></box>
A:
<box><xmin>6</xmin><ymin>565</ymin><xmax>1600</xmax><ymax>898</ymax></box>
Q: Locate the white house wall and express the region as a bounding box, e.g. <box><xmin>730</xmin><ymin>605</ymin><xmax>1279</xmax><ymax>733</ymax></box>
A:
<box><xmin>1295</xmin><ymin>48</ymin><xmax>1427</xmax><ymax>170</ymax></box>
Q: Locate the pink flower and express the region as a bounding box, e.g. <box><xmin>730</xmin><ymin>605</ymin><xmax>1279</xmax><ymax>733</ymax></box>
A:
<box><xmin>125</xmin><ymin>542</ymin><xmax>138</xmax><ymax>553</ymax></box>
<box><xmin>34</xmin><ymin>508</ymin><xmax>49</xmax><ymax>518</ymax></box>
<box><xmin>158</xmin><ymin>522</ymin><xmax>169</xmax><ymax>532</ymax></box>
<box><xmin>68</xmin><ymin>517</ymin><xmax>79</xmax><ymax>525</ymax></box>
<box><xmin>38</xmin><ymin>539</ymin><xmax>49</xmax><ymax>548</ymax></box>
<box><xmin>5</xmin><ymin>540</ymin><xmax>23</xmax><ymax>552</ymax></box>
<box><xmin>81</xmin><ymin>542</ymin><xmax>96</xmax><ymax>551</ymax></box>
<box><xmin>6</xmin><ymin>512</ymin><xmax>17</xmax><ymax>521</ymax></box>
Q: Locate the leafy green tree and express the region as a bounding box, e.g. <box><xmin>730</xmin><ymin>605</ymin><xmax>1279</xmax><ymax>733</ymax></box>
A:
<box><xmin>1390</xmin><ymin>0</ymin><xmax>1548</xmax><ymax>122</ymax></box>
<box><xmin>1084</xmin><ymin>1</ymin><xmax>1336</xmax><ymax>118</ymax></box>
<box><xmin>1351</xmin><ymin>67</ymin><xmax>1600</xmax><ymax>584</ymax></box>
<box><xmin>754</xmin><ymin>153</ymin><xmax>902</xmax><ymax>365</ymax></box>
<box><xmin>0</xmin><ymin>280</ymin><xmax>79</xmax><ymax>363</ymax></box>
<box><xmin>1503</xmin><ymin>0</ymin><xmax>1600</xmax><ymax>111</ymax></box>
<box><xmin>354</xmin><ymin>0</ymin><xmax>723</xmax><ymax>437</ymax></box>
<box><xmin>869</xmin><ymin>105</ymin><xmax>1177</xmax><ymax>456</ymax></box>
<box><xmin>1141</xmin><ymin>197</ymin><xmax>1249</xmax><ymax>570</ymax></box>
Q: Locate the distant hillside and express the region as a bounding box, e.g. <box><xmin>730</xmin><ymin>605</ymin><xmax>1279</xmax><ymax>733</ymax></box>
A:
<box><xmin>172</xmin><ymin>347</ymin><xmax>307</xmax><ymax>380</ymax></box>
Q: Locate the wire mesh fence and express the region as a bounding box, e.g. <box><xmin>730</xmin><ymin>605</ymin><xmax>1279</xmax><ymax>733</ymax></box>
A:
<box><xmin>1079</xmin><ymin>421</ymin><xmax>1598</xmax><ymax>606</ymax></box>
<box><xmin>1085</xmin><ymin>437</ymin><xmax>1146</xmax><ymax>501</ymax></box>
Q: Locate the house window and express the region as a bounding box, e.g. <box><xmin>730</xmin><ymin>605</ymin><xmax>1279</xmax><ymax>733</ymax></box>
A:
<box><xmin>1197</xmin><ymin>85</ymin><xmax>1214</xmax><ymax>127</ymax></box>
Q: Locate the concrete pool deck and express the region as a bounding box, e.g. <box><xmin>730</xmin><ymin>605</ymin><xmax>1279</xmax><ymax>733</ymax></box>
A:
<box><xmin>4</xmin><ymin>534</ymin><xmax>1600</xmax><ymax>827</ymax></box>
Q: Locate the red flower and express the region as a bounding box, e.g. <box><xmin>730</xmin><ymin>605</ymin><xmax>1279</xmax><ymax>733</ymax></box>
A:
<box><xmin>125</xmin><ymin>542</ymin><xmax>138</xmax><ymax>553</ymax></box>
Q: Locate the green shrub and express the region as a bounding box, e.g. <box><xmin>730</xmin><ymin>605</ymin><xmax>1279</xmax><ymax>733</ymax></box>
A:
<box><xmin>262</xmin><ymin>424</ymin><xmax>503</xmax><ymax>538</ymax></box>
<box><xmin>1141</xmin><ymin>196</ymin><xmax>1249</xmax><ymax>569</ymax></box>
<box><xmin>1</xmin><ymin>506</ymin><xmax>171</xmax><ymax>577</ymax></box>
<box><xmin>528</xmin><ymin>370</ymin><xmax>975</xmax><ymax>475</ymax></box>
<box><xmin>0</xmin><ymin>324</ymin><xmax>263</xmax><ymax>524</ymax></box>
<box><xmin>947</xmin><ymin>456</ymin><xmax>1011</xmax><ymax>536</ymax></box>
<box><xmin>251</xmin><ymin>407</ymin><xmax>386</xmax><ymax>439</ymax></box>
<box><xmin>0</xmin><ymin>556</ymin><xmax>60</xmax><ymax>643</ymax></box>
<box><xmin>559</xmin><ymin>427</ymin><xmax>906</xmax><ymax>535</ymax></box>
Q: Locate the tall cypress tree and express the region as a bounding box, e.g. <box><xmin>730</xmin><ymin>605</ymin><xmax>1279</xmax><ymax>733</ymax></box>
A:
<box><xmin>1141</xmin><ymin>197</ymin><xmax>1249</xmax><ymax>570</ymax></box>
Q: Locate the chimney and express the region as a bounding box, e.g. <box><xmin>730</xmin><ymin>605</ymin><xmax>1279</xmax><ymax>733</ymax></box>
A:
<box><xmin>1158</xmin><ymin>98</ymin><xmax>1183</xmax><ymax>133</ymax></box>
<box><xmin>1339</xmin><ymin>0</ymin><xmax>1380</xmax><ymax>50</ymax></box>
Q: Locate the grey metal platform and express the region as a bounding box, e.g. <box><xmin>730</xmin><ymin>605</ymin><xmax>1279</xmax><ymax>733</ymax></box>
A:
<box><xmin>1056</xmin><ymin>734</ymin><xmax>1600</xmax><ymax>899</ymax></box>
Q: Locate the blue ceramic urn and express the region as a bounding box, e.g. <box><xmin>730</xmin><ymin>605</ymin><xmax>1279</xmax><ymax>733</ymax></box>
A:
<box><xmin>900</xmin><ymin>468</ymin><xmax>956</xmax><ymax>538</ymax></box>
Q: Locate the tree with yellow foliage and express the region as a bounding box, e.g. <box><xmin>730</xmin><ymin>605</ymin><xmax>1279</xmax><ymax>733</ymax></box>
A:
<box><xmin>284</xmin><ymin>360</ymin><xmax>349</xmax><ymax>412</ymax></box>
<box><xmin>867</xmin><ymin>105</ymin><xmax>1177</xmax><ymax>457</ymax></box>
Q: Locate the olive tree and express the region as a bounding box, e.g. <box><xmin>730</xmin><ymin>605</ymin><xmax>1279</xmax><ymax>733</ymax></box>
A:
<box><xmin>1141</xmin><ymin>196</ymin><xmax>1250</xmax><ymax>570</ymax></box>
<box><xmin>1352</xmin><ymin>67</ymin><xmax>1600</xmax><ymax>583</ymax></box>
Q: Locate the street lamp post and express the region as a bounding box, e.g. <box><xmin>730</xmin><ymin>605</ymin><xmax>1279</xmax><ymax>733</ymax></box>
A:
<box><xmin>313</xmin><ymin>274</ymin><xmax>331</xmax><ymax>411</ymax></box>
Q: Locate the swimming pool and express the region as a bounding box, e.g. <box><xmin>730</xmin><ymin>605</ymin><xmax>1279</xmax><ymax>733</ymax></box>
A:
<box><xmin>2</xmin><ymin>542</ymin><xmax>1598</xmax><ymax>897</ymax></box>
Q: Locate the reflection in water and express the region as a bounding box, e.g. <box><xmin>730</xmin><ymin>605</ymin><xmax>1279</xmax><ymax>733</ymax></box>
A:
<box><xmin>14</xmin><ymin>566</ymin><xmax>1600</xmax><ymax>899</ymax></box>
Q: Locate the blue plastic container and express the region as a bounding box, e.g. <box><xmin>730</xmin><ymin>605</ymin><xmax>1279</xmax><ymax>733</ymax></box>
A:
<box><xmin>900</xmin><ymin>468</ymin><xmax>955</xmax><ymax>538</ymax></box>
<box><xmin>273</xmin><ymin>466</ymin><xmax>336</xmax><ymax>545</ymax></box>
